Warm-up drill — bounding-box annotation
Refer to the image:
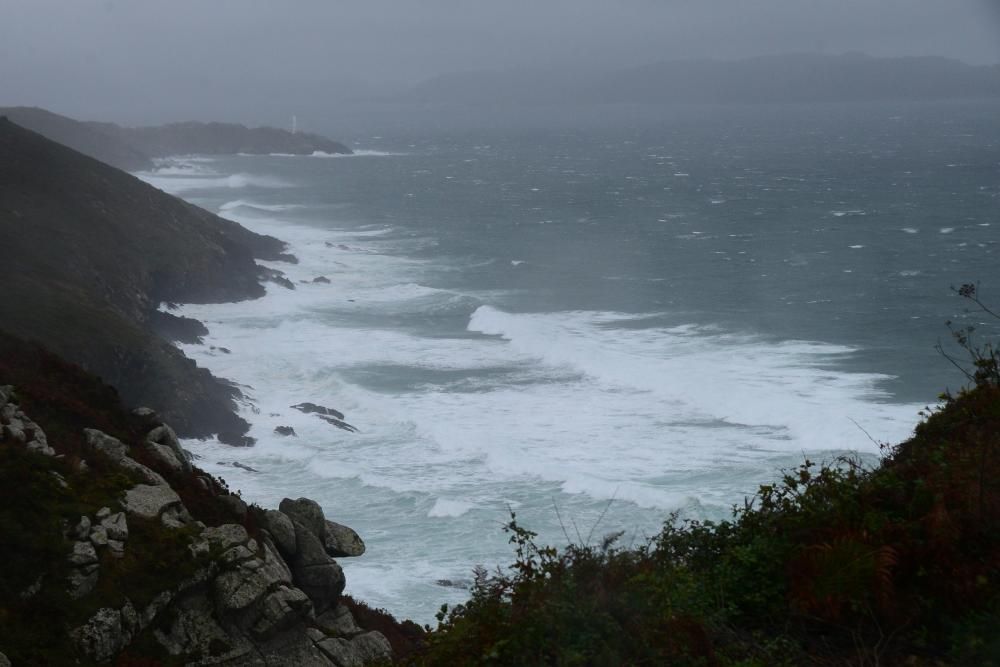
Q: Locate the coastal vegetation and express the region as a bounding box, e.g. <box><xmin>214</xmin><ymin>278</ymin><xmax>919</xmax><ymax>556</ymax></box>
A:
<box><xmin>410</xmin><ymin>287</ymin><xmax>1000</xmax><ymax>665</ymax></box>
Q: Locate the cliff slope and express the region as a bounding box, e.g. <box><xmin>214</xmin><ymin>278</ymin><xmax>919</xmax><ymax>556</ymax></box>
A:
<box><xmin>0</xmin><ymin>332</ymin><xmax>419</xmax><ymax>665</ymax></box>
<box><xmin>0</xmin><ymin>117</ymin><xmax>289</xmax><ymax>441</ymax></box>
<box><xmin>0</xmin><ymin>107</ymin><xmax>154</xmax><ymax>171</ymax></box>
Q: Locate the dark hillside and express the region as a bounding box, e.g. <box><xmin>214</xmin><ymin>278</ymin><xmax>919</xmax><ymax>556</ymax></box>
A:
<box><xmin>0</xmin><ymin>106</ymin><xmax>154</xmax><ymax>171</ymax></box>
<box><xmin>0</xmin><ymin>117</ymin><xmax>288</xmax><ymax>441</ymax></box>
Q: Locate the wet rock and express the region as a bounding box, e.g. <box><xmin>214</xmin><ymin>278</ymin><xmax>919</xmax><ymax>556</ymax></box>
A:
<box><xmin>312</xmin><ymin>276</ymin><xmax>331</xmax><ymax>284</ymax></box>
<box><xmin>217</xmin><ymin>460</ymin><xmax>260</xmax><ymax>473</ymax></box>
<box><xmin>318</xmin><ymin>415</ymin><xmax>359</xmax><ymax>433</ymax></box>
<box><xmin>290</xmin><ymin>402</ymin><xmax>345</xmax><ymax>420</ymax></box>
<box><xmin>274</xmin><ymin>425</ymin><xmax>297</xmax><ymax>437</ymax></box>
<box><xmin>323</xmin><ymin>520</ymin><xmax>365</xmax><ymax>558</ymax></box>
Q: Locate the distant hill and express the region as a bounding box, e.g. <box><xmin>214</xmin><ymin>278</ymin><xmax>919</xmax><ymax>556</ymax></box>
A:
<box><xmin>0</xmin><ymin>106</ymin><xmax>154</xmax><ymax>171</ymax></box>
<box><xmin>0</xmin><ymin>108</ymin><xmax>352</xmax><ymax>168</ymax></box>
<box><xmin>0</xmin><ymin>117</ymin><xmax>290</xmax><ymax>442</ymax></box>
<box><xmin>403</xmin><ymin>53</ymin><xmax>1000</xmax><ymax>105</ymax></box>
<box><xmin>95</xmin><ymin>120</ymin><xmax>353</xmax><ymax>158</ymax></box>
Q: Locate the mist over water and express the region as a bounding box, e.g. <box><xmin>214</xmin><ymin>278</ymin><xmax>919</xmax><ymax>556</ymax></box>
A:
<box><xmin>138</xmin><ymin>101</ymin><xmax>998</xmax><ymax>623</ymax></box>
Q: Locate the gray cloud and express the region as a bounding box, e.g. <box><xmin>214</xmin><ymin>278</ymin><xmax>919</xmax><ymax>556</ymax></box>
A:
<box><xmin>1</xmin><ymin>0</ymin><xmax>997</xmax><ymax>128</ymax></box>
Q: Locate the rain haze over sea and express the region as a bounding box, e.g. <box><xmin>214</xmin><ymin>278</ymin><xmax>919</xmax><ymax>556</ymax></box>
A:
<box><xmin>136</xmin><ymin>101</ymin><xmax>1000</xmax><ymax>623</ymax></box>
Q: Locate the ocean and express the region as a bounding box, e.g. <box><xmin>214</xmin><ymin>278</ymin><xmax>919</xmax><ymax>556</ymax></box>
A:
<box><xmin>138</xmin><ymin>101</ymin><xmax>998</xmax><ymax>624</ymax></box>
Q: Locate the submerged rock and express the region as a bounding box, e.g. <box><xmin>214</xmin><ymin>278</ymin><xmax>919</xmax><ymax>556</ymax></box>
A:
<box><xmin>274</xmin><ymin>425</ymin><xmax>297</xmax><ymax>437</ymax></box>
<box><xmin>290</xmin><ymin>402</ymin><xmax>345</xmax><ymax>420</ymax></box>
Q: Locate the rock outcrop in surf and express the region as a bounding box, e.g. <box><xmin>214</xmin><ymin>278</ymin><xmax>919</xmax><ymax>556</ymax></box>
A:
<box><xmin>0</xmin><ymin>357</ymin><xmax>407</xmax><ymax>664</ymax></box>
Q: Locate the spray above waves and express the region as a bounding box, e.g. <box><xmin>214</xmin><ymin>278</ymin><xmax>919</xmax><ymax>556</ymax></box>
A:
<box><xmin>467</xmin><ymin>305</ymin><xmax>918</xmax><ymax>451</ymax></box>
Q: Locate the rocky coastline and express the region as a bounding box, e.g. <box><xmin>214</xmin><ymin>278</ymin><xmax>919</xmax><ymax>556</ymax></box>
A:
<box><xmin>0</xmin><ymin>370</ymin><xmax>416</xmax><ymax>664</ymax></box>
<box><xmin>0</xmin><ymin>115</ymin><xmax>303</xmax><ymax>444</ymax></box>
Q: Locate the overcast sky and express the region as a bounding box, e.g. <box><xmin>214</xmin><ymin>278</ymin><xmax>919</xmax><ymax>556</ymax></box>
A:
<box><xmin>2</xmin><ymin>0</ymin><xmax>998</xmax><ymax>128</ymax></box>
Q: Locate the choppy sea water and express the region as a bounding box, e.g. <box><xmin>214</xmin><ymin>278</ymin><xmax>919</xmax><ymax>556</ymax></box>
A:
<box><xmin>137</xmin><ymin>102</ymin><xmax>998</xmax><ymax>624</ymax></box>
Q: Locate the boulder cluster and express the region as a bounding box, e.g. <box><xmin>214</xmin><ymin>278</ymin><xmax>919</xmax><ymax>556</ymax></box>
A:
<box><xmin>0</xmin><ymin>386</ymin><xmax>391</xmax><ymax>666</ymax></box>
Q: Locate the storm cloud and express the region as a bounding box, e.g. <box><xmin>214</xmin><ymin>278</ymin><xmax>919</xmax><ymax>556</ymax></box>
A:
<box><xmin>2</xmin><ymin>0</ymin><xmax>998</xmax><ymax>129</ymax></box>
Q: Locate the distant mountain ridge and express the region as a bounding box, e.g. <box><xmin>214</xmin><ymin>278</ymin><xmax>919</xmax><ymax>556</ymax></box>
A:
<box><xmin>0</xmin><ymin>107</ymin><xmax>351</xmax><ymax>171</ymax></box>
<box><xmin>403</xmin><ymin>53</ymin><xmax>1000</xmax><ymax>105</ymax></box>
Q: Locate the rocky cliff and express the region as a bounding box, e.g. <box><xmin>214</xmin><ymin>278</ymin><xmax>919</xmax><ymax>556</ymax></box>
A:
<box><xmin>0</xmin><ymin>335</ymin><xmax>418</xmax><ymax>665</ymax></box>
<box><xmin>0</xmin><ymin>107</ymin><xmax>154</xmax><ymax>172</ymax></box>
<box><xmin>99</xmin><ymin>121</ymin><xmax>353</xmax><ymax>158</ymax></box>
<box><xmin>0</xmin><ymin>117</ymin><xmax>296</xmax><ymax>442</ymax></box>
<box><xmin>0</xmin><ymin>108</ymin><xmax>353</xmax><ymax>169</ymax></box>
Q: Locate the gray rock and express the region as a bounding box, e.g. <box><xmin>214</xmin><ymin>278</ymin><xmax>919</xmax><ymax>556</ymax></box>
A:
<box><xmin>160</xmin><ymin>504</ymin><xmax>192</xmax><ymax>529</ymax></box>
<box><xmin>0</xmin><ymin>402</ymin><xmax>16</xmax><ymax>424</ymax></box>
<box><xmin>68</xmin><ymin>565</ymin><xmax>99</xmax><ymax>599</ymax></box>
<box><xmin>107</xmin><ymin>539</ymin><xmax>126</xmax><ymax>558</ymax></box>
<box><xmin>316</xmin><ymin>631</ymin><xmax>392</xmax><ymax>667</ymax></box>
<box><xmin>315</xmin><ymin>604</ymin><xmax>361</xmax><ymax>637</ymax></box>
<box><xmin>29</xmin><ymin>440</ymin><xmax>56</xmax><ymax>456</ymax></box>
<box><xmin>0</xmin><ymin>383</ymin><xmax>13</xmax><ymax>405</ymax></box>
<box><xmin>280</xmin><ymin>497</ymin><xmax>327</xmax><ymax>538</ymax></box>
<box><xmin>72</xmin><ymin>516</ymin><xmax>92</xmax><ymax>540</ymax></box>
<box><xmin>119</xmin><ymin>456</ymin><xmax>168</xmax><ymax>486</ymax></box>
<box><xmin>291</xmin><ymin>521</ymin><xmax>345</xmax><ymax>614</ymax></box>
<box><xmin>145</xmin><ymin>424</ymin><xmax>191</xmax><ymax>473</ymax></box>
<box><xmin>90</xmin><ymin>524</ymin><xmax>109</xmax><ymax>548</ymax></box>
<box><xmin>213</xmin><ymin>537</ymin><xmax>299</xmax><ymax>622</ymax></box>
<box><xmin>96</xmin><ymin>506</ymin><xmax>112</xmax><ymax>520</ymax></box>
<box><xmin>122</xmin><ymin>484</ymin><xmax>184</xmax><ymax>521</ymax></box>
<box><xmin>146</xmin><ymin>442</ymin><xmax>184</xmax><ymax>472</ymax></box>
<box><xmin>71</xmin><ymin>607</ymin><xmax>129</xmax><ymax>662</ymax></box>
<box><xmin>2</xmin><ymin>424</ymin><xmax>25</xmax><ymax>443</ymax></box>
<box><xmin>0</xmin><ymin>650</ymin><xmax>9</xmax><ymax>667</ymax></box>
<box><xmin>141</xmin><ymin>589</ymin><xmax>174</xmax><ymax>628</ymax></box>
<box><xmin>274</xmin><ymin>425</ymin><xmax>297</xmax><ymax>436</ymax></box>
<box><xmin>131</xmin><ymin>406</ymin><xmax>161</xmax><ymax>425</ymax></box>
<box><xmin>219</xmin><ymin>493</ymin><xmax>249</xmax><ymax>518</ymax></box>
<box><xmin>323</xmin><ymin>520</ymin><xmax>365</xmax><ymax>558</ymax></box>
<box><xmin>263</xmin><ymin>509</ymin><xmax>297</xmax><ymax>558</ymax></box>
<box><xmin>84</xmin><ymin>428</ymin><xmax>129</xmax><ymax>460</ymax></box>
<box><xmin>101</xmin><ymin>512</ymin><xmax>128</xmax><ymax>541</ymax></box>
<box><xmin>249</xmin><ymin>586</ymin><xmax>313</xmax><ymax>640</ymax></box>
<box><xmin>202</xmin><ymin>523</ymin><xmax>249</xmax><ymax>551</ymax></box>
<box><xmin>69</xmin><ymin>540</ymin><xmax>98</xmax><ymax>566</ymax></box>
